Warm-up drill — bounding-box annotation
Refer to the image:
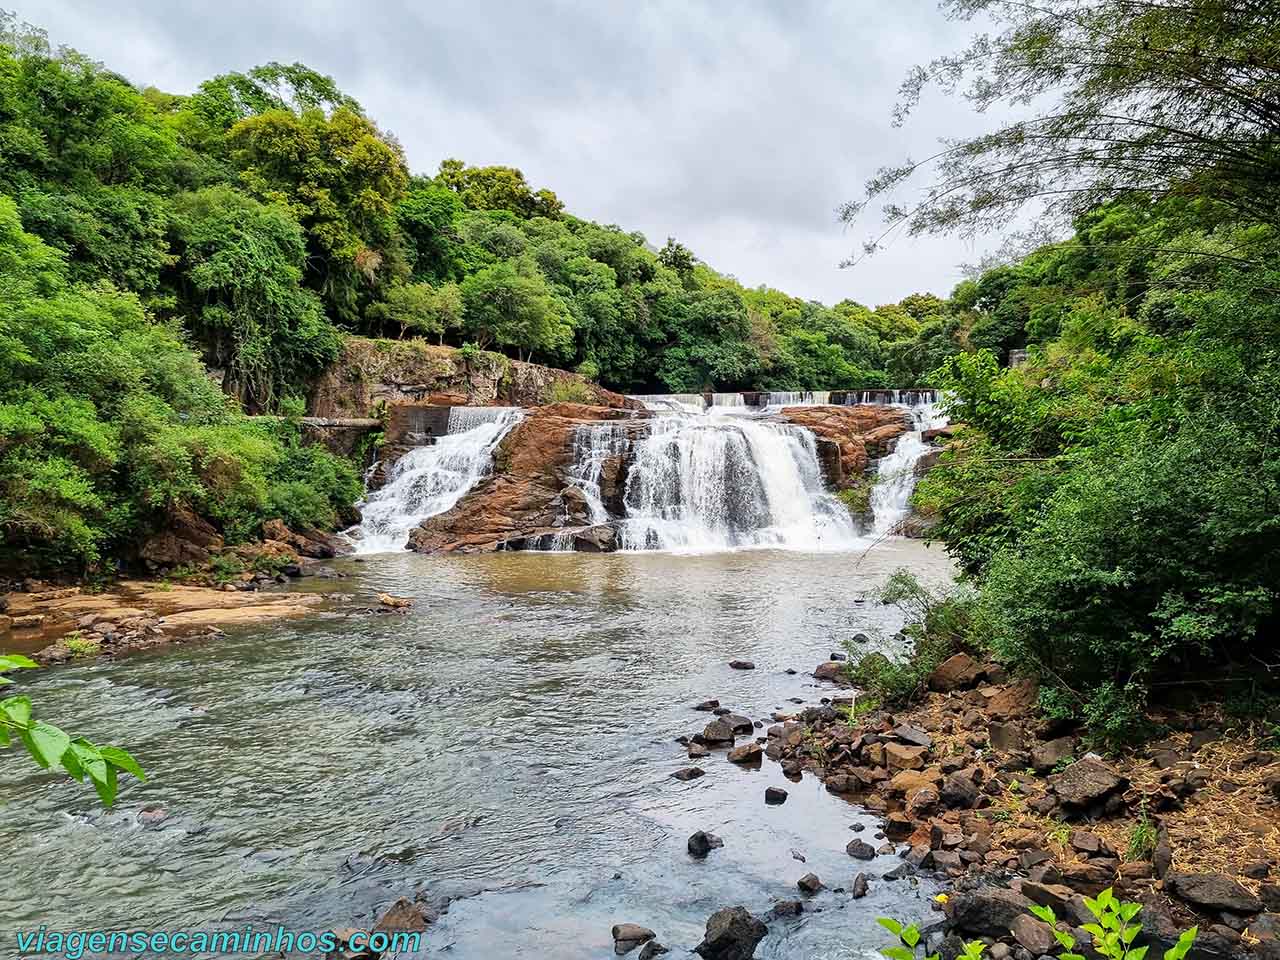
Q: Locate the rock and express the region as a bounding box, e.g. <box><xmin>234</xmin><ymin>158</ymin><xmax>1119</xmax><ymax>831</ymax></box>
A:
<box><xmin>770</xmin><ymin>900</ymin><xmax>803</xmax><ymax>918</ymax></box>
<box><xmin>797</xmin><ymin>873</ymin><xmax>823</xmax><ymax>894</ymax></box>
<box><xmin>688</xmin><ymin>831</ymin><xmax>724</xmax><ymax>858</ymax></box>
<box><xmin>885</xmin><ymin>743</ymin><xmax>928</xmax><ymax>770</ymax></box>
<box><xmin>929</xmin><ymin>653</ymin><xmax>984</xmax><ymax>691</ymax></box>
<box><xmin>946</xmin><ymin>887</ymin><xmax>1036</xmax><ymax>937</ymax></box>
<box><xmin>728</xmin><ymin>660</ymin><xmax>755</xmax><ymax>670</ymax></box>
<box><xmin>11</xmin><ymin>614</ymin><xmax>43</xmax><ymax>630</ymax></box>
<box><xmin>830</xmin><ymin>652</ymin><xmax>847</xmax><ymax>661</ymax></box>
<box><xmin>764</xmin><ymin>786</ymin><xmax>788</xmax><ymax>805</ymax></box>
<box><xmin>688</xmin><ymin>744</ymin><xmax>710</xmax><ymax>759</ymax></box>
<box><xmin>813</xmin><ymin>661</ymin><xmax>847</xmax><ymax>683</ymax></box>
<box><xmin>375</xmin><ymin>897</ymin><xmax>431</xmax><ymax>933</ymax></box>
<box><xmin>694</xmin><ymin>906</ymin><xmax>768</xmax><ymax>960</ymax></box>
<box><xmin>847</xmin><ymin>839</ymin><xmax>877</xmax><ymax>860</ymax></box>
<box><xmin>137</xmin><ymin>805</ymin><xmax>168</xmax><ymax>826</ymax></box>
<box><xmin>639</xmin><ymin>942</ymin><xmax>669</xmax><ymax>960</ymax></box>
<box><xmin>139</xmin><ymin>505</ymin><xmax>225</xmax><ymax>569</ymax></box>
<box><xmin>703</xmin><ymin>720</ymin><xmax>736</xmax><ymax>744</ymax></box>
<box><xmin>1031</xmin><ymin>737</ymin><xmax>1075</xmax><ymax>772</ymax></box>
<box><xmin>1167</xmin><ymin>873</ymin><xmax>1264</xmax><ymax>914</ymax></box>
<box><xmin>724</xmin><ymin>714</ymin><xmax>754</xmax><ymax>734</ymax></box>
<box><xmin>892</xmin><ymin>724</ymin><xmax>934</xmax><ymax>748</ymax></box>
<box><xmin>882</xmin><ymin>862</ymin><xmax>914</xmax><ymax>881</ymax></box>
<box><xmin>672</xmin><ymin>767</ymin><xmax>706</xmax><ymax>782</ymax></box>
<box><xmin>941</xmin><ymin>771</ymin><xmax>980</xmax><ymax>809</ymax></box>
<box><xmin>1260</xmin><ymin>885</ymin><xmax>1280</xmax><ymax>913</ymax></box>
<box><xmin>1011</xmin><ymin>915</ymin><xmax>1056</xmax><ymax>955</ymax></box>
<box><xmin>987</xmin><ymin>678</ymin><xmax>1040</xmax><ymax>719</ymax></box>
<box><xmin>1153</xmin><ymin>827</ymin><xmax>1173</xmax><ymax>879</ymax></box>
<box><xmin>1243</xmin><ymin>861</ymin><xmax>1271</xmax><ymax>880</ymax></box>
<box><xmin>695</xmin><ymin>700</ymin><xmax>720</xmax><ymax>711</ymax></box>
<box><xmin>1060</xmin><ymin>861</ymin><xmax>1114</xmax><ymax>895</ymax></box>
<box><xmin>376</xmin><ymin>593</ymin><xmax>413</xmax><ymax>609</ymax></box>
<box><xmin>850</xmin><ymin>873</ymin><xmax>869</xmax><ymax>898</ymax></box>
<box><xmin>1048</xmin><ymin>758</ymin><xmax>1127</xmax><ymax>807</ymax></box>
<box><xmin>727</xmin><ymin>742</ymin><xmax>763</xmax><ymax>764</ymax></box>
<box><xmin>1022</xmin><ymin>882</ymin><xmax>1075</xmax><ymax>914</ymax></box>
<box><xmin>613</xmin><ymin>923</ymin><xmax>657</xmax><ymax>955</ymax></box>
<box><xmin>988</xmin><ymin>721</ymin><xmax>1027</xmax><ymax>753</ymax></box>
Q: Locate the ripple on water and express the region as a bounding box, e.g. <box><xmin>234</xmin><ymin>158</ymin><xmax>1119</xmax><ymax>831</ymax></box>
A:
<box><xmin>0</xmin><ymin>543</ymin><xmax>953</xmax><ymax>956</ymax></box>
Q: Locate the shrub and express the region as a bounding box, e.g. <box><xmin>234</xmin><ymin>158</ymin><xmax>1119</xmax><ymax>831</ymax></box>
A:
<box><xmin>545</xmin><ymin>379</ymin><xmax>595</xmax><ymax>405</ymax></box>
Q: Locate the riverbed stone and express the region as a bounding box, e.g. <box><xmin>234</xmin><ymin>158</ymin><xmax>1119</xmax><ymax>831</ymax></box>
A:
<box><xmin>885</xmin><ymin>743</ymin><xmax>928</xmax><ymax>770</ymax></box>
<box><xmin>847</xmin><ymin>839</ymin><xmax>877</xmax><ymax>860</ymax></box>
<box><xmin>694</xmin><ymin>906</ymin><xmax>768</xmax><ymax>960</ymax></box>
<box><xmin>672</xmin><ymin>767</ymin><xmax>706</xmax><ymax>782</ymax></box>
<box><xmin>946</xmin><ymin>887</ymin><xmax>1035</xmax><ymax>937</ymax></box>
<box><xmin>688</xmin><ymin>743</ymin><xmax>710</xmax><ymax>759</ymax></box>
<box><xmin>727</xmin><ymin>742</ymin><xmax>763</xmax><ymax>764</ymax></box>
<box><xmin>797</xmin><ymin>873</ymin><xmax>823</xmax><ymax>894</ymax></box>
<box><xmin>688</xmin><ymin>831</ymin><xmax>724</xmax><ymax>858</ymax></box>
<box><xmin>695</xmin><ymin>700</ymin><xmax>720</xmax><ymax>711</ymax></box>
<box><xmin>851</xmin><ymin>872</ymin><xmax>869</xmax><ymax>898</ymax></box>
<box><xmin>728</xmin><ymin>660</ymin><xmax>755</xmax><ymax>670</ymax></box>
<box><xmin>1011</xmin><ymin>915</ymin><xmax>1055</xmax><ymax>955</ymax></box>
<box><xmin>638</xmin><ymin>942</ymin><xmax>669</xmax><ymax>960</ymax></box>
<box><xmin>612</xmin><ymin>923</ymin><xmax>656</xmax><ymax>955</ymax></box>
<box><xmin>703</xmin><ymin>720</ymin><xmax>736</xmax><ymax>744</ymax></box>
<box><xmin>765</xmin><ymin>786</ymin><xmax>788</xmax><ymax>805</ymax></box>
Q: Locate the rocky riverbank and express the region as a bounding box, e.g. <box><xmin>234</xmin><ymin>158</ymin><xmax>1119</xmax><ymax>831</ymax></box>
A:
<box><xmin>771</xmin><ymin>653</ymin><xmax>1280</xmax><ymax>960</ymax></box>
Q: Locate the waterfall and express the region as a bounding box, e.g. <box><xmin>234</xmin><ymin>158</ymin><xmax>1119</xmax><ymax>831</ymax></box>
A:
<box><xmin>846</xmin><ymin>389</ymin><xmax>939</xmax><ymax>406</ymax></box>
<box><xmin>765</xmin><ymin>391</ymin><xmax>831</xmax><ymax>407</ymax></box>
<box><xmin>869</xmin><ymin>400</ymin><xmax>948</xmax><ymax>535</ymax></box>
<box><xmin>709</xmin><ymin>392</ymin><xmax>747</xmax><ymax>411</ymax></box>
<box><xmin>346</xmin><ymin>407</ymin><xmax>523</xmax><ymax>553</ymax></box>
<box><xmin>629</xmin><ymin>393</ymin><xmax>706</xmax><ymax>414</ymax></box>
<box><xmin>554</xmin><ymin>416</ymin><xmax>855</xmax><ymax>553</ymax></box>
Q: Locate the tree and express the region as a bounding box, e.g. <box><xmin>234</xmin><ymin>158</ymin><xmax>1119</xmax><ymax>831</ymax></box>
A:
<box><xmin>168</xmin><ymin>186</ymin><xmax>340</xmax><ymax>409</ymax></box>
<box><xmin>844</xmin><ymin>0</ymin><xmax>1280</xmax><ymax>255</ymax></box>
<box><xmin>436</xmin><ymin>158</ymin><xmax>563</xmax><ymax>218</ymax></box>
<box><xmin>397</xmin><ymin>178</ymin><xmax>466</xmax><ymax>282</ymax></box>
<box><xmin>367</xmin><ymin>281</ymin><xmax>462</xmax><ymax>341</ymax></box>
<box><xmin>460</xmin><ymin>259</ymin><xmax>573</xmax><ymax>361</ymax></box>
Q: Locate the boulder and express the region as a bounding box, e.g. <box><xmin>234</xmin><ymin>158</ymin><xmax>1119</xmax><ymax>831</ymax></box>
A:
<box><xmin>764</xmin><ymin>786</ymin><xmax>788</xmax><ymax>805</ymax></box>
<box><xmin>694</xmin><ymin>906</ymin><xmax>768</xmax><ymax>960</ymax></box>
<box><xmin>987</xmin><ymin>678</ymin><xmax>1039</xmax><ymax>719</ymax></box>
<box><xmin>851</xmin><ymin>873</ymin><xmax>870</xmax><ymax>898</ymax></box>
<box><xmin>639</xmin><ymin>943</ymin><xmax>669</xmax><ymax>960</ymax></box>
<box><xmin>940</xmin><ymin>771</ymin><xmax>980</xmax><ymax>809</ymax></box>
<box><xmin>612</xmin><ymin>923</ymin><xmax>657</xmax><ymax>956</ymax></box>
<box><xmin>929</xmin><ymin>653</ymin><xmax>984</xmax><ymax>692</ymax></box>
<box><xmin>778</xmin><ymin>405</ymin><xmax>912</xmax><ymax>482</ymax></box>
<box><xmin>695</xmin><ymin>700</ymin><xmax>721</xmax><ymax>711</ymax></box>
<box><xmin>1010</xmin><ymin>915</ymin><xmax>1055</xmax><ymax>955</ymax></box>
<box><xmin>885</xmin><ymin>743</ymin><xmax>928</xmax><ymax>771</ymax></box>
<box><xmin>703</xmin><ymin>720</ymin><xmax>736</xmax><ymax>745</ymax></box>
<box><xmin>891</xmin><ymin>724</ymin><xmax>934</xmax><ymax>749</ymax></box>
<box><xmin>728</xmin><ymin>660</ymin><xmax>755</xmax><ymax>670</ymax></box>
<box><xmin>1167</xmin><ymin>873</ymin><xmax>1264</xmax><ymax>914</ymax></box>
<box><xmin>672</xmin><ymin>767</ymin><xmax>706</xmax><ymax>782</ymax></box>
<box><xmin>813</xmin><ymin>661</ymin><xmax>848</xmax><ymax>683</ymax></box>
<box><xmin>374</xmin><ymin>898</ymin><xmax>431</xmax><ymax>933</ymax></box>
<box><xmin>988</xmin><ymin>721</ymin><xmax>1026</xmax><ymax>753</ymax></box>
<box><xmin>945</xmin><ymin>887</ymin><xmax>1035</xmax><ymax>937</ymax></box>
<box><xmin>797</xmin><ymin>873</ymin><xmax>822</xmax><ymax>894</ymax></box>
<box><xmin>1049</xmin><ymin>758</ymin><xmax>1127</xmax><ymax>807</ymax></box>
<box><xmin>1031</xmin><ymin>736</ymin><xmax>1076</xmax><ymax>773</ymax></box>
<box><xmin>847</xmin><ymin>839</ymin><xmax>877</xmax><ymax>860</ymax></box>
<box><xmin>688</xmin><ymin>831</ymin><xmax>724</xmax><ymax>858</ymax></box>
<box><xmin>727</xmin><ymin>742</ymin><xmax>763</xmax><ymax>764</ymax></box>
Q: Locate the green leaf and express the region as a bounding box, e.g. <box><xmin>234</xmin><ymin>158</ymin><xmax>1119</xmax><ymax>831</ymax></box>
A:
<box><xmin>0</xmin><ymin>722</ymin><xmax>8</xmax><ymax>746</ymax></box>
<box><xmin>1062</xmin><ymin>953</ymin><xmax>1086</xmax><ymax>960</ymax></box>
<box><xmin>22</xmin><ymin>720</ymin><xmax>71</xmax><ymax>769</ymax></box>
<box><xmin>878</xmin><ymin>919</ymin><xmax>904</xmax><ymax>937</ymax></box>
<box><xmin>0</xmin><ymin>674</ymin><xmax>12</xmax><ymax>685</ymax></box>
<box><xmin>1054</xmin><ymin>930</ymin><xmax>1077</xmax><ymax>949</ymax></box>
<box><xmin>963</xmin><ymin>942</ymin><xmax>986</xmax><ymax>960</ymax></box>
<box><xmin>882</xmin><ymin>947</ymin><xmax>915</xmax><ymax>960</ymax></box>
<box><xmin>101</xmin><ymin>746</ymin><xmax>146</xmax><ymax>782</ymax></box>
<box><xmin>1120</xmin><ymin>903</ymin><xmax>1143</xmax><ymax>923</ymax></box>
<box><xmin>88</xmin><ymin>762</ymin><xmax>118</xmax><ymax>807</ymax></box>
<box><xmin>1029</xmin><ymin>904</ymin><xmax>1056</xmax><ymax>924</ymax></box>
<box><xmin>1129</xmin><ymin>945</ymin><xmax>1149</xmax><ymax>960</ymax></box>
<box><xmin>0</xmin><ymin>654</ymin><xmax>38</xmax><ymax>673</ymax></box>
<box><xmin>902</xmin><ymin>925</ymin><xmax>921</xmax><ymax>948</ymax></box>
<box><xmin>1123</xmin><ymin>923</ymin><xmax>1142</xmax><ymax>945</ymax></box>
<box><xmin>1083</xmin><ymin>924</ymin><xmax>1105</xmax><ymax>939</ymax></box>
<box><xmin>1</xmin><ymin>694</ymin><xmax>33</xmax><ymax>726</ymax></box>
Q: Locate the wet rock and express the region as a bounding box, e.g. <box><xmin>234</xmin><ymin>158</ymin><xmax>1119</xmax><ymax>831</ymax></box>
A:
<box><xmin>728</xmin><ymin>660</ymin><xmax>755</xmax><ymax>671</ymax></box>
<box><xmin>851</xmin><ymin>873</ymin><xmax>870</xmax><ymax>898</ymax></box>
<box><xmin>813</xmin><ymin>661</ymin><xmax>847</xmax><ymax>682</ymax></box>
<box><xmin>688</xmin><ymin>831</ymin><xmax>724</xmax><ymax>858</ymax></box>
<box><xmin>1167</xmin><ymin>873</ymin><xmax>1263</xmax><ymax>914</ymax></box>
<box><xmin>137</xmin><ymin>805</ymin><xmax>168</xmax><ymax>826</ymax></box>
<box><xmin>929</xmin><ymin>653</ymin><xmax>984</xmax><ymax>692</ymax></box>
<box><xmin>797</xmin><ymin>873</ymin><xmax>823</xmax><ymax>894</ymax></box>
<box><xmin>1048</xmin><ymin>758</ymin><xmax>1126</xmax><ymax>807</ymax></box>
<box><xmin>765</xmin><ymin>786</ymin><xmax>788</xmax><ymax>805</ymax></box>
<box><xmin>727</xmin><ymin>742</ymin><xmax>763</xmax><ymax>764</ymax></box>
<box><xmin>1010</xmin><ymin>915</ymin><xmax>1055</xmax><ymax>955</ymax></box>
<box><xmin>703</xmin><ymin>720</ymin><xmax>736</xmax><ymax>745</ymax></box>
<box><xmin>688</xmin><ymin>744</ymin><xmax>710</xmax><ymax>759</ymax></box>
<box><xmin>695</xmin><ymin>700</ymin><xmax>720</xmax><ymax>712</ymax></box>
<box><xmin>1031</xmin><ymin>737</ymin><xmax>1076</xmax><ymax>772</ymax></box>
<box><xmin>613</xmin><ymin>923</ymin><xmax>657</xmax><ymax>955</ymax></box>
<box><xmin>770</xmin><ymin>900</ymin><xmax>804</xmax><ymax>918</ymax></box>
<box><xmin>672</xmin><ymin>767</ymin><xmax>706</xmax><ymax>782</ymax></box>
<box><xmin>725</xmin><ymin>714</ymin><xmax>754</xmax><ymax>735</ymax></box>
<box><xmin>639</xmin><ymin>942</ymin><xmax>669</xmax><ymax>960</ymax></box>
<box><xmin>375</xmin><ymin>897</ymin><xmax>432</xmax><ymax>933</ymax></box>
<box><xmin>847</xmin><ymin>839</ymin><xmax>877</xmax><ymax>860</ymax></box>
<box><xmin>882</xmin><ymin>862</ymin><xmax>914</xmax><ymax>881</ymax></box>
<box><xmin>694</xmin><ymin>906</ymin><xmax>768</xmax><ymax>960</ymax></box>
<box><xmin>830</xmin><ymin>652</ymin><xmax>847</xmax><ymax>661</ymax></box>
<box><xmin>946</xmin><ymin>887</ymin><xmax>1036</xmax><ymax>937</ymax></box>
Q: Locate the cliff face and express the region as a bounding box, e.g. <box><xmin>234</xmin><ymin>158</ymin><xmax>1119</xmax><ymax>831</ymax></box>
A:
<box><xmin>308</xmin><ymin>337</ymin><xmax>639</xmax><ymax>418</ymax></box>
<box><xmin>779</xmin><ymin>405</ymin><xmax>913</xmax><ymax>486</ymax></box>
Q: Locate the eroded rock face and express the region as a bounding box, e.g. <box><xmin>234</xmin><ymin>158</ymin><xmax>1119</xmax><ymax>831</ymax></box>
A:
<box><xmin>778</xmin><ymin>405</ymin><xmax>912</xmax><ymax>486</ymax></box>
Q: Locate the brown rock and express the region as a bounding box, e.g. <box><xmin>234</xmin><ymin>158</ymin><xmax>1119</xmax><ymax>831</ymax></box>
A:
<box><xmin>1049</xmin><ymin>758</ymin><xmax>1127</xmax><ymax>807</ymax></box>
<box><xmin>702</xmin><ymin>720</ymin><xmax>735</xmax><ymax>744</ymax></box>
<box><xmin>727</xmin><ymin>742</ymin><xmax>763</xmax><ymax>764</ymax></box>
<box><xmin>988</xmin><ymin>721</ymin><xmax>1026</xmax><ymax>753</ymax></box>
<box><xmin>778</xmin><ymin>405</ymin><xmax>912</xmax><ymax>482</ymax></box>
<box><xmin>885</xmin><ymin>743</ymin><xmax>928</xmax><ymax>771</ymax></box>
<box><xmin>1011</xmin><ymin>914</ymin><xmax>1056</xmax><ymax>955</ymax></box>
<box><xmin>1031</xmin><ymin>736</ymin><xmax>1076</xmax><ymax>772</ymax></box>
<box><xmin>1168</xmin><ymin>873</ymin><xmax>1264</xmax><ymax>914</ymax></box>
<box><xmin>987</xmin><ymin>678</ymin><xmax>1039</xmax><ymax>719</ymax></box>
<box><xmin>929</xmin><ymin>653</ymin><xmax>984</xmax><ymax>692</ymax></box>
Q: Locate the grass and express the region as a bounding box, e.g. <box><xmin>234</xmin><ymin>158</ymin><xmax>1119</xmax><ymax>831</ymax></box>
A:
<box><xmin>62</xmin><ymin>631</ymin><xmax>101</xmax><ymax>658</ymax></box>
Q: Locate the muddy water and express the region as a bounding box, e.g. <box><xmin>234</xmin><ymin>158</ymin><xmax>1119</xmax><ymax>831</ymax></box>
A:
<box><xmin>0</xmin><ymin>542</ymin><xmax>953</xmax><ymax>959</ymax></box>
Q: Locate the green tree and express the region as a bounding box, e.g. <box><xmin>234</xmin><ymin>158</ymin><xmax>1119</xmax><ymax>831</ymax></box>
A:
<box><xmin>460</xmin><ymin>259</ymin><xmax>573</xmax><ymax>361</ymax></box>
<box><xmin>367</xmin><ymin>281</ymin><xmax>463</xmax><ymax>341</ymax></box>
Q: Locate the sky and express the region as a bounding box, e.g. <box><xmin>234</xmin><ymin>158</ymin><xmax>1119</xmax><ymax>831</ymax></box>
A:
<box><xmin>23</xmin><ymin>0</ymin><xmax>1007</xmax><ymax>307</ymax></box>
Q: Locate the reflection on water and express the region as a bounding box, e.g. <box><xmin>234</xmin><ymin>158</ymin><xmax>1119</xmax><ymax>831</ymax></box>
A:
<box><xmin>0</xmin><ymin>543</ymin><xmax>953</xmax><ymax>958</ymax></box>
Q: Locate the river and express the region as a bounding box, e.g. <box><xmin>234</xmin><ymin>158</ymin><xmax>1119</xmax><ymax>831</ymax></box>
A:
<box><xmin>1</xmin><ymin>542</ymin><xmax>952</xmax><ymax>958</ymax></box>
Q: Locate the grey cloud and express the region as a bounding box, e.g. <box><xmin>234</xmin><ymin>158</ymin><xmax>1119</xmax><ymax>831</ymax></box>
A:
<box><xmin>24</xmin><ymin>0</ymin><xmax>1004</xmax><ymax>304</ymax></box>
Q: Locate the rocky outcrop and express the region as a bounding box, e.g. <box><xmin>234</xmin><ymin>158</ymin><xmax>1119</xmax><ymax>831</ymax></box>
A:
<box><xmin>407</xmin><ymin>404</ymin><xmax>648</xmax><ymax>553</ymax></box>
<box><xmin>778</xmin><ymin>405</ymin><xmax>912</xmax><ymax>487</ymax></box>
<box><xmin>139</xmin><ymin>506</ymin><xmax>224</xmax><ymax>570</ymax></box>
<box><xmin>308</xmin><ymin>337</ymin><xmax>638</xmax><ymax>418</ymax></box>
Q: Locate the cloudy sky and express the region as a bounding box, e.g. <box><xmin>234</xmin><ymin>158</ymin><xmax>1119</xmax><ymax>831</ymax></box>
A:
<box><xmin>25</xmin><ymin>1</ymin><xmax>1005</xmax><ymax>306</ymax></box>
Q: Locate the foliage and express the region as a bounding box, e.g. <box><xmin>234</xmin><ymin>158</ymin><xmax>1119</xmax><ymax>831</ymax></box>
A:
<box><xmin>1027</xmin><ymin>890</ymin><xmax>1197</xmax><ymax>960</ymax></box>
<box><xmin>545</xmin><ymin>380</ymin><xmax>595</xmax><ymax>405</ymax></box>
<box><xmin>0</xmin><ymin>654</ymin><xmax>145</xmax><ymax>805</ymax></box>
<box><xmin>877</xmin><ymin>917</ymin><xmax>985</xmax><ymax>960</ymax></box>
<box><xmin>1127</xmin><ymin>805</ymin><xmax>1157</xmax><ymax>862</ymax></box>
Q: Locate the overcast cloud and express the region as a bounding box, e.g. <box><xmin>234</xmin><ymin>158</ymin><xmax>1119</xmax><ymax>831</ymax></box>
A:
<box><xmin>22</xmin><ymin>1</ymin><xmax>1006</xmax><ymax>306</ymax></box>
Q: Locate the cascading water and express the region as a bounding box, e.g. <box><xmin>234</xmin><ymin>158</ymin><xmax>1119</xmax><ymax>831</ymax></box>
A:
<box><xmin>765</xmin><ymin>390</ymin><xmax>831</xmax><ymax>408</ymax></box>
<box><xmin>869</xmin><ymin>400</ymin><xmax>948</xmax><ymax>535</ymax></box>
<box><xmin>346</xmin><ymin>407</ymin><xmax>523</xmax><ymax>553</ymax></box>
<box><xmin>629</xmin><ymin>393</ymin><xmax>706</xmax><ymax>414</ymax></box>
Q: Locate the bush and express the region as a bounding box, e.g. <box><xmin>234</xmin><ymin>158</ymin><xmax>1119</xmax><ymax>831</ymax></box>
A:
<box><xmin>545</xmin><ymin>379</ymin><xmax>595</xmax><ymax>405</ymax></box>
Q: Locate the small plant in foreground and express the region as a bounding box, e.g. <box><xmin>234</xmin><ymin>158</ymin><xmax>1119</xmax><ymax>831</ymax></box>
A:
<box><xmin>1026</xmin><ymin>889</ymin><xmax>1197</xmax><ymax>960</ymax></box>
<box><xmin>0</xmin><ymin>655</ymin><xmax>145</xmax><ymax>806</ymax></box>
<box><xmin>61</xmin><ymin>632</ymin><xmax>101</xmax><ymax>658</ymax></box>
<box><xmin>878</xmin><ymin>917</ymin><xmax>985</xmax><ymax>960</ymax></box>
<box><xmin>1127</xmin><ymin>803</ymin><xmax>1157</xmax><ymax>862</ymax></box>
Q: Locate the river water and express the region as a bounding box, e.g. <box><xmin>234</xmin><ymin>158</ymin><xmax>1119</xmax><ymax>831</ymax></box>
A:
<box><xmin>1</xmin><ymin>543</ymin><xmax>953</xmax><ymax>959</ymax></box>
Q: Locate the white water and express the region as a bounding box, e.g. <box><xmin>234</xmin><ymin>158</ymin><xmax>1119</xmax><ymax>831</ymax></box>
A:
<box><xmin>869</xmin><ymin>401</ymin><xmax>948</xmax><ymax>535</ymax></box>
<box><xmin>765</xmin><ymin>390</ymin><xmax>831</xmax><ymax>408</ymax></box>
<box><xmin>346</xmin><ymin>407</ymin><xmax>523</xmax><ymax>553</ymax></box>
<box><xmin>629</xmin><ymin>393</ymin><xmax>705</xmax><ymax>414</ymax></box>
